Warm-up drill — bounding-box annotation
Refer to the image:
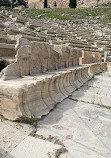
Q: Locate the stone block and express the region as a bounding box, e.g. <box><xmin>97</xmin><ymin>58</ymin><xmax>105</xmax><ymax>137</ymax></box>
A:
<box><xmin>0</xmin><ymin>39</ymin><xmax>107</xmax><ymax>120</ymax></box>
<box><xmin>0</xmin><ymin>63</ymin><xmax>105</xmax><ymax>120</ymax></box>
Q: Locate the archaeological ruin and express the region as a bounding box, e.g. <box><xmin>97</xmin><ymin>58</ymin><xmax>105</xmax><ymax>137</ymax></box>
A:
<box><xmin>28</xmin><ymin>0</ymin><xmax>111</xmax><ymax>8</ymax></box>
<box><xmin>0</xmin><ymin>10</ymin><xmax>111</xmax><ymax>121</ymax></box>
<box><xmin>0</xmin><ymin>1</ymin><xmax>111</xmax><ymax>156</ymax></box>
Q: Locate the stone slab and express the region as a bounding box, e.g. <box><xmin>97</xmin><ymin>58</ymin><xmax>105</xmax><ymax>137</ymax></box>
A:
<box><xmin>70</xmin><ymin>71</ymin><xmax>111</xmax><ymax>107</ymax></box>
<box><xmin>36</xmin><ymin>98</ymin><xmax>111</xmax><ymax>158</ymax></box>
<box><xmin>6</xmin><ymin>136</ymin><xmax>61</xmax><ymax>158</ymax></box>
<box><xmin>0</xmin><ymin>116</ymin><xmax>32</xmax><ymax>158</ymax></box>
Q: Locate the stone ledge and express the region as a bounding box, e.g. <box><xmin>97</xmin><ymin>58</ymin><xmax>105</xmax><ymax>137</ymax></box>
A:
<box><xmin>0</xmin><ymin>63</ymin><xmax>107</xmax><ymax>120</ymax></box>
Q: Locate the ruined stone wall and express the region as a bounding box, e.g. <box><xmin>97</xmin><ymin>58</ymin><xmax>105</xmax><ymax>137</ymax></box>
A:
<box><xmin>77</xmin><ymin>0</ymin><xmax>111</xmax><ymax>8</ymax></box>
<box><xmin>28</xmin><ymin>0</ymin><xmax>111</xmax><ymax>8</ymax></box>
<box><xmin>47</xmin><ymin>0</ymin><xmax>69</xmax><ymax>8</ymax></box>
<box><xmin>28</xmin><ymin>0</ymin><xmax>44</xmax><ymax>8</ymax></box>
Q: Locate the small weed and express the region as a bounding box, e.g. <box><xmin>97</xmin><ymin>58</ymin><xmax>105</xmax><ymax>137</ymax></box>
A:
<box><xmin>30</xmin><ymin>114</ymin><xmax>38</xmax><ymax>128</ymax></box>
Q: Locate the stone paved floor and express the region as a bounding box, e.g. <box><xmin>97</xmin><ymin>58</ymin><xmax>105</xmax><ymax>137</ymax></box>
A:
<box><xmin>0</xmin><ymin>118</ymin><xmax>33</xmax><ymax>158</ymax></box>
<box><xmin>1</xmin><ymin>71</ymin><xmax>111</xmax><ymax>158</ymax></box>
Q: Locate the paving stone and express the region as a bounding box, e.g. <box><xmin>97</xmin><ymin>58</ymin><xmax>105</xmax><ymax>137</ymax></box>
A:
<box><xmin>6</xmin><ymin>136</ymin><xmax>61</xmax><ymax>158</ymax></box>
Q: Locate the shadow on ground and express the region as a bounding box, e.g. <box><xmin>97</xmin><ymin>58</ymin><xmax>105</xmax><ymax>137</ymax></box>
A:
<box><xmin>0</xmin><ymin>148</ymin><xmax>15</xmax><ymax>158</ymax></box>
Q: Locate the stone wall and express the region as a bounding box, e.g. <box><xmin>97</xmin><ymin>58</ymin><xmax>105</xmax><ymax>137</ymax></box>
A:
<box><xmin>28</xmin><ymin>0</ymin><xmax>111</xmax><ymax>8</ymax></box>
<box><xmin>77</xmin><ymin>0</ymin><xmax>111</xmax><ymax>8</ymax></box>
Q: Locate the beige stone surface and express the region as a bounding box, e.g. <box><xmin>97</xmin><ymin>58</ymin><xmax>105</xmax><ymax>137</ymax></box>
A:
<box><xmin>0</xmin><ymin>7</ymin><xmax>111</xmax><ymax>158</ymax></box>
<box><xmin>70</xmin><ymin>70</ymin><xmax>111</xmax><ymax>107</ymax></box>
<box><xmin>4</xmin><ymin>71</ymin><xmax>111</xmax><ymax>158</ymax></box>
<box><xmin>0</xmin><ymin>44</ymin><xmax>16</xmax><ymax>57</ymax></box>
<box><xmin>0</xmin><ymin>9</ymin><xmax>110</xmax><ymax>123</ymax></box>
<box><xmin>0</xmin><ymin>62</ymin><xmax>107</xmax><ymax>120</ymax></box>
<box><xmin>0</xmin><ymin>38</ymin><xmax>103</xmax><ymax>81</ymax></box>
<box><xmin>6</xmin><ymin>136</ymin><xmax>61</xmax><ymax>158</ymax></box>
<box><xmin>28</xmin><ymin>0</ymin><xmax>111</xmax><ymax>8</ymax></box>
<box><xmin>0</xmin><ymin>116</ymin><xmax>32</xmax><ymax>158</ymax></box>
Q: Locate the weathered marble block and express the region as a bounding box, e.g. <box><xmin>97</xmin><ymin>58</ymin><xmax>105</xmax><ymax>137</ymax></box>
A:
<box><xmin>0</xmin><ymin>38</ymin><xmax>107</xmax><ymax>120</ymax></box>
<box><xmin>0</xmin><ymin>63</ymin><xmax>107</xmax><ymax>120</ymax></box>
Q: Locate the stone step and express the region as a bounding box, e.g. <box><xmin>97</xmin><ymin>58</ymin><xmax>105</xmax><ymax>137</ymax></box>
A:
<box><xmin>70</xmin><ymin>40</ymin><xmax>88</xmax><ymax>45</ymax></box>
<box><xmin>20</xmin><ymin>34</ymin><xmax>48</xmax><ymax>42</ymax></box>
<box><xmin>0</xmin><ymin>63</ymin><xmax>106</xmax><ymax>121</ymax></box>
<box><xmin>0</xmin><ymin>43</ymin><xmax>16</xmax><ymax>57</ymax></box>
<box><xmin>10</xmin><ymin>15</ymin><xmax>28</xmax><ymax>24</ymax></box>
<box><xmin>69</xmin><ymin>43</ymin><xmax>98</xmax><ymax>50</ymax></box>
<box><xmin>0</xmin><ymin>37</ymin><xmax>16</xmax><ymax>44</ymax></box>
<box><xmin>7</xmin><ymin>29</ymin><xmax>36</xmax><ymax>37</ymax></box>
<box><xmin>0</xmin><ymin>56</ymin><xmax>15</xmax><ymax>63</ymax></box>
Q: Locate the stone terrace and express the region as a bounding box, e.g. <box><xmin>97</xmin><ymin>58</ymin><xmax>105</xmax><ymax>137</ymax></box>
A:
<box><xmin>0</xmin><ymin>9</ymin><xmax>111</xmax><ymax>158</ymax></box>
<box><xmin>0</xmin><ymin>10</ymin><xmax>111</xmax><ymax>66</ymax></box>
<box><xmin>0</xmin><ymin>10</ymin><xmax>110</xmax><ymax>120</ymax></box>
